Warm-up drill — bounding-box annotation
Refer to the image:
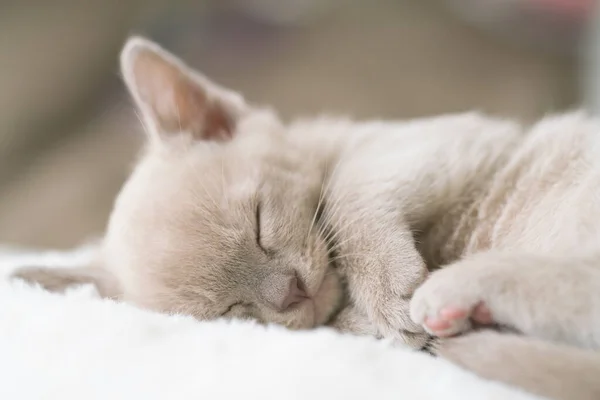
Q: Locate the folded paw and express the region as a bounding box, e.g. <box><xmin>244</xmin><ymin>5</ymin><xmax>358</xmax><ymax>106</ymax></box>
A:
<box><xmin>370</xmin><ymin>297</ymin><xmax>431</xmax><ymax>349</ymax></box>
<box><xmin>409</xmin><ymin>261</ymin><xmax>499</xmax><ymax>337</ymax></box>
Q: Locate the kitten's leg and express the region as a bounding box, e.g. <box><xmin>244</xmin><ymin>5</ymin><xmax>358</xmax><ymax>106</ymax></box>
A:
<box><xmin>12</xmin><ymin>265</ymin><xmax>121</xmax><ymax>299</ymax></box>
<box><xmin>434</xmin><ymin>331</ymin><xmax>600</xmax><ymax>400</ymax></box>
<box><xmin>330</xmin><ymin>206</ymin><xmax>429</xmax><ymax>348</ymax></box>
<box><xmin>410</xmin><ymin>251</ymin><xmax>600</xmax><ymax>348</ymax></box>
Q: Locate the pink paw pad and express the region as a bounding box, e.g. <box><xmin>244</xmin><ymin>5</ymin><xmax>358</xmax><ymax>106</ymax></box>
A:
<box><xmin>424</xmin><ymin>304</ymin><xmax>493</xmax><ymax>337</ymax></box>
<box><xmin>472</xmin><ymin>303</ymin><xmax>493</xmax><ymax>324</ymax></box>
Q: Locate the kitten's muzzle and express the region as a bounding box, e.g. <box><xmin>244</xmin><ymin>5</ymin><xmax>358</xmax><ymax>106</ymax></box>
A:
<box><xmin>260</xmin><ymin>273</ymin><xmax>309</xmax><ymax>312</ymax></box>
<box><xmin>280</xmin><ymin>276</ymin><xmax>310</xmax><ymax>310</ymax></box>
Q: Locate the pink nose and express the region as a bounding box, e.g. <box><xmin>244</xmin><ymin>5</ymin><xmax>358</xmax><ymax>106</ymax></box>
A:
<box><xmin>280</xmin><ymin>276</ymin><xmax>309</xmax><ymax>311</ymax></box>
<box><xmin>260</xmin><ymin>274</ymin><xmax>309</xmax><ymax>312</ymax></box>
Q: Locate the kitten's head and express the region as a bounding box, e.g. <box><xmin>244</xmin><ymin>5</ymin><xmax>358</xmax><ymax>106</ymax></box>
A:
<box><xmin>103</xmin><ymin>37</ymin><xmax>343</xmax><ymax>329</ymax></box>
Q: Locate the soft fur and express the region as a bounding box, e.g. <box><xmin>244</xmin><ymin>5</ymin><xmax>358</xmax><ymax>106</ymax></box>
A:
<box><xmin>0</xmin><ymin>247</ymin><xmax>542</xmax><ymax>400</ymax></box>
<box><xmin>12</xmin><ymin>37</ymin><xmax>600</xmax><ymax>400</ymax></box>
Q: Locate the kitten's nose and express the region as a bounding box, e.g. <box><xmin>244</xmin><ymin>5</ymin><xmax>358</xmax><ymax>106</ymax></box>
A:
<box><xmin>280</xmin><ymin>276</ymin><xmax>308</xmax><ymax>311</ymax></box>
<box><xmin>260</xmin><ymin>274</ymin><xmax>309</xmax><ymax>312</ymax></box>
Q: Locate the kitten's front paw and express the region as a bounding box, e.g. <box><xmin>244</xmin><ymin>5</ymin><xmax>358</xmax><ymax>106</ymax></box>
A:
<box><xmin>371</xmin><ymin>298</ymin><xmax>430</xmax><ymax>349</ymax></box>
<box><xmin>409</xmin><ymin>263</ymin><xmax>496</xmax><ymax>338</ymax></box>
<box><xmin>328</xmin><ymin>305</ymin><xmax>379</xmax><ymax>337</ymax></box>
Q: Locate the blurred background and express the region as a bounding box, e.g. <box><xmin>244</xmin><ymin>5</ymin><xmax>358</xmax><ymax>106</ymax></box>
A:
<box><xmin>0</xmin><ymin>0</ymin><xmax>597</xmax><ymax>249</ymax></box>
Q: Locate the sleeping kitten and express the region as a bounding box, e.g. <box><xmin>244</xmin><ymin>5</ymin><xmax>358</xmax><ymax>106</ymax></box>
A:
<box><xmin>14</xmin><ymin>36</ymin><xmax>519</xmax><ymax>347</ymax></box>
<box><xmin>13</xmin><ymin>37</ymin><xmax>600</xmax><ymax>399</ymax></box>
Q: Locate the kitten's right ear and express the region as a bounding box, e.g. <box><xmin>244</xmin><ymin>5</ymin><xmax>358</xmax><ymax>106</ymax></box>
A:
<box><xmin>120</xmin><ymin>36</ymin><xmax>248</xmax><ymax>143</ymax></box>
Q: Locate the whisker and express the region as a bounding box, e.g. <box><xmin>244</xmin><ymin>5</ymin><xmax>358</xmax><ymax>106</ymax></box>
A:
<box><xmin>328</xmin><ymin>252</ymin><xmax>371</xmax><ymax>263</ymax></box>
<box><xmin>326</xmin><ymin>234</ymin><xmax>361</xmax><ymax>254</ymax></box>
<box><xmin>311</xmin><ymin>150</ymin><xmax>352</xmax><ymax>240</ymax></box>
<box><xmin>322</xmin><ymin>209</ymin><xmax>366</xmax><ymax>248</ymax></box>
<box><xmin>306</xmin><ymin>157</ymin><xmax>327</xmax><ymax>244</ymax></box>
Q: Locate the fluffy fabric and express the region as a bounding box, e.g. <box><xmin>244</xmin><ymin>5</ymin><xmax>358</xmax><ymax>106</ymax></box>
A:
<box><xmin>0</xmin><ymin>246</ymin><xmax>543</xmax><ymax>400</ymax></box>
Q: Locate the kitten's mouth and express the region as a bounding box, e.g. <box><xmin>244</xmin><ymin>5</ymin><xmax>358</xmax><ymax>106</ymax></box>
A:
<box><xmin>304</xmin><ymin>268</ymin><xmax>344</xmax><ymax>326</ymax></box>
<box><xmin>291</xmin><ymin>230</ymin><xmax>344</xmax><ymax>327</ymax></box>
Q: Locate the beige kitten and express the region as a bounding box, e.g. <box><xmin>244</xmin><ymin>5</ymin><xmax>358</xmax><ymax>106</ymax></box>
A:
<box><xmin>15</xmin><ymin>37</ymin><xmax>453</xmax><ymax>346</ymax></box>
<box><xmin>14</xmin><ymin>36</ymin><xmax>519</xmax><ymax>346</ymax></box>
<box><xmin>13</xmin><ymin>37</ymin><xmax>600</xmax><ymax>399</ymax></box>
<box><xmin>103</xmin><ymin>37</ymin><xmax>520</xmax><ymax>347</ymax></box>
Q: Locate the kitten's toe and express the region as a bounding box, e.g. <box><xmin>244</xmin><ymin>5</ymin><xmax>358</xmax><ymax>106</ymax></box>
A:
<box><xmin>471</xmin><ymin>303</ymin><xmax>494</xmax><ymax>324</ymax></box>
<box><xmin>370</xmin><ymin>298</ymin><xmax>431</xmax><ymax>348</ymax></box>
<box><xmin>423</xmin><ymin>306</ymin><xmax>471</xmax><ymax>337</ymax></box>
<box><xmin>410</xmin><ymin>288</ymin><xmax>475</xmax><ymax>336</ymax></box>
<box><xmin>422</xmin><ymin>303</ymin><xmax>493</xmax><ymax>337</ymax></box>
<box><xmin>409</xmin><ymin>267</ymin><xmax>495</xmax><ymax>337</ymax></box>
<box><xmin>393</xmin><ymin>330</ymin><xmax>431</xmax><ymax>349</ymax></box>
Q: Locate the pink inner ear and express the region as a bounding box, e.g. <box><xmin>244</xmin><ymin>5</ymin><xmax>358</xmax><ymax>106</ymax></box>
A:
<box><xmin>170</xmin><ymin>78</ymin><xmax>233</xmax><ymax>141</ymax></box>
<box><xmin>132</xmin><ymin>49</ymin><xmax>233</xmax><ymax>141</ymax></box>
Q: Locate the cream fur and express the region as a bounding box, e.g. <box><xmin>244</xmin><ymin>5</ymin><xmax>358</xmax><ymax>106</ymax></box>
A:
<box><xmin>0</xmin><ymin>247</ymin><xmax>543</xmax><ymax>400</ymax></box>
<box><xmin>11</xmin><ymin>37</ymin><xmax>600</xmax><ymax>399</ymax></box>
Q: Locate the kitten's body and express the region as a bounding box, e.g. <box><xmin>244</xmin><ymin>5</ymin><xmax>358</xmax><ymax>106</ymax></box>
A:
<box><xmin>413</xmin><ymin>112</ymin><xmax>600</xmax><ymax>347</ymax></box>
<box><xmin>13</xmin><ymin>37</ymin><xmax>600</xmax><ymax>400</ymax></box>
<box><xmin>410</xmin><ymin>113</ymin><xmax>600</xmax><ymax>399</ymax></box>
<box><xmin>432</xmin><ymin>112</ymin><xmax>600</xmax><ymax>261</ymax></box>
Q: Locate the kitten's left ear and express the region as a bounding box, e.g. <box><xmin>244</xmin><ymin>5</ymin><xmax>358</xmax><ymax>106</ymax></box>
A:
<box><xmin>120</xmin><ymin>36</ymin><xmax>248</xmax><ymax>142</ymax></box>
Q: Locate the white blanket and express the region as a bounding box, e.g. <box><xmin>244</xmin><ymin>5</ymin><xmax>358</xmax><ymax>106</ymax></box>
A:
<box><xmin>0</xmin><ymin>246</ymin><xmax>544</xmax><ymax>400</ymax></box>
